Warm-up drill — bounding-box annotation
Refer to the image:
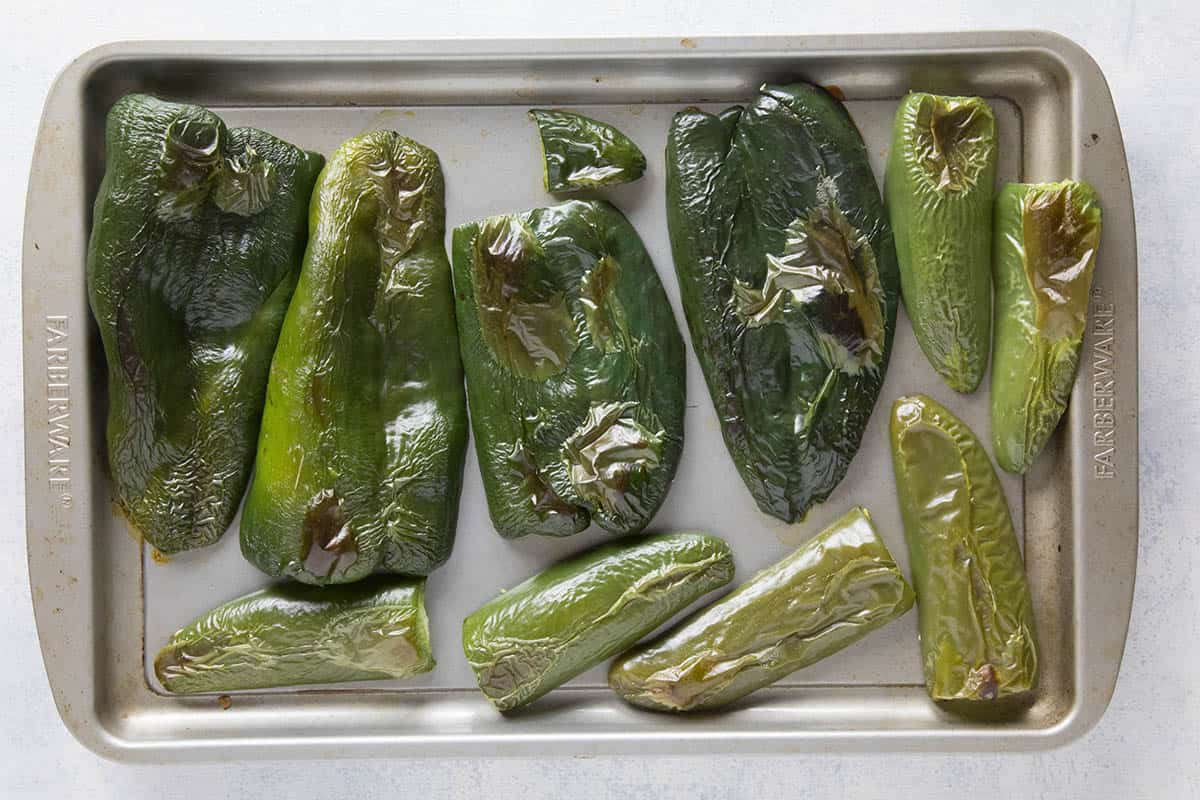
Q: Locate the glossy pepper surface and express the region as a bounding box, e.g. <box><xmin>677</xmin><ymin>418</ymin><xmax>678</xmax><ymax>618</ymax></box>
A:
<box><xmin>666</xmin><ymin>83</ymin><xmax>900</xmax><ymax>524</ymax></box>
<box><xmin>608</xmin><ymin>506</ymin><xmax>913</xmax><ymax>712</ymax></box>
<box><xmin>86</xmin><ymin>94</ymin><xmax>323</xmax><ymax>553</ymax></box>
<box><xmin>890</xmin><ymin>394</ymin><xmax>1038</xmax><ymax>702</ymax></box>
<box><xmin>451</xmin><ymin>200</ymin><xmax>685</xmax><ymax>539</ymax></box>
<box><xmin>529</xmin><ymin>109</ymin><xmax>646</xmax><ymax>191</ymax></box>
<box><xmin>462</xmin><ymin>532</ymin><xmax>734</xmax><ymax>711</ymax></box>
<box><xmin>991</xmin><ymin>181</ymin><xmax>1102</xmax><ymax>474</ymax></box>
<box><xmin>240</xmin><ymin>131</ymin><xmax>468</xmax><ymax>584</ymax></box>
<box><xmin>154</xmin><ymin>576</ymin><xmax>432</xmax><ymax>694</ymax></box>
<box><xmin>885</xmin><ymin>93</ymin><xmax>997</xmax><ymax>393</ymax></box>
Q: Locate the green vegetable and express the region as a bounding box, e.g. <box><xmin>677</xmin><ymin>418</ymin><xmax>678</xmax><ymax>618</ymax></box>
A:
<box><xmin>886</xmin><ymin>93</ymin><xmax>997</xmax><ymax>393</ymax></box>
<box><xmin>240</xmin><ymin>131</ymin><xmax>468</xmax><ymax>583</ymax></box>
<box><xmin>154</xmin><ymin>577</ymin><xmax>432</xmax><ymax>694</ymax></box>
<box><xmin>991</xmin><ymin>181</ymin><xmax>1102</xmax><ymax>473</ymax></box>
<box><xmin>462</xmin><ymin>532</ymin><xmax>734</xmax><ymax>711</ymax></box>
<box><xmin>450</xmin><ymin>200</ymin><xmax>685</xmax><ymax>539</ymax></box>
<box><xmin>86</xmin><ymin>94</ymin><xmax>323</xmax><ymax>554</ymax></box>
<box><xmin>666</xmin><ymin>83</ymin><xmax>900</xmax><ymax>524</ymax></box>
<box><xmin>529</xmin><ymin>109</ymin><xmax>646</xmax><ymax>191</ymax></box>
<box><xmin>890</xmin><ymin>394</ymin><xmax>1039</xmax><ymax>702</ymax></box>
<box><xmin>609</xmin><ymin>506</ymin><xmax>913</xmax><ymax>712</ymax></box>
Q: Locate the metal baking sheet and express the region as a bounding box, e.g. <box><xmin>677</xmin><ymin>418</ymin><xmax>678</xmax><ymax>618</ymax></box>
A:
<box><xmin>22</xmin><ymin>32</ymin><xmax>1139</xmax><ymax>762</ymax></box>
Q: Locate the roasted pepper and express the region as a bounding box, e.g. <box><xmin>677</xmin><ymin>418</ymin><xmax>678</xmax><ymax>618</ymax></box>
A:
<box><xmin>240</xmin><ymin>131</ymin><xmax>468</xmax><ymax>584</ymax></box>
<box><xmin>154</xmin><ymin>576</ymin><xmax>432</xmax><ymax>693</ymax></box>
<box><xmin>86</xmin><ymin>94</ymin><xmax>323</xmax><ymax>553</ymax></box>
<box><xmin>886</xmin><ymin>93</ymin><xmax>997</xmax><ymax>393</ymax></box>
<box><xmin>666</xmin><ymin>83</ymin><xmax>900</xmax><ymax>524</ymax></box>
<box><xmin>991</xmin><ymin>181</ymin><xmax>1102</xmax><ymax>473</ymax></box>
<box><xmin>608</xmin><ymin>506</ymin><xmax>913</xmax><ymax>712</ymax></box>
<box><xmin>890</xmin><ymin>394</ymin><xmax>1039</xmax><ymax>702</ymax></box>
<box><xmin>529</xmin><ymin>109</ymin><xmax>646</xmax><ymax>191</ymax></box>
<box><xmin>450</xmin><ymin>200</ymin><xmax>685</xmax><ymax>539</ymax></box>
<box><xmin>462</xmin><ymin>532</ymin><xmax>733</xmax><ymax>711</ymax></box>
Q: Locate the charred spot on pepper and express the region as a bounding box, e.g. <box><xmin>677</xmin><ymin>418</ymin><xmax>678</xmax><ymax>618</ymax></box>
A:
<box><xmin>1020</xmin><ymin>182</ymin><xmax>1102</xmax><ymax>340</ymax></box>
<box><xmin>506</xmin><ymin>442</ymin><xmax>582</xmax><ymax>523</ymax></box>
<box><xmin>579</xmin><ymin>255</ymin><xmax>628</xmax><ymax>353</ymax></box>
<box><xmin>734</xmin><ymin>202</ymin><xmax>885</xmax><ymax>374</ymax></box>
<box><xmin>471</xmin><ymin>215</ymin><xmax>578</xmax><ymax>379</ymax></box>
<box><xmin>911</xmin><ymin>94</ymin><xmax>995</xmax><ymax>193</ymax></box>
<box><xmin>301</xmin><ymin>491</ymin><xmax>359</xmax><ymax>578</ymax></box>
<box><xmin>562</xmin><ymin>401</ymin><xmax>663</xmax><ymax>522</ymax></box>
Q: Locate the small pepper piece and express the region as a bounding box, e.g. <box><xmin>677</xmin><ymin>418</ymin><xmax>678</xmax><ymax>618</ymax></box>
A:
<box><xmin>991</xmin><ymin>180</ymin><xmax>1102</xmax><ymax>473</ymax></box>
<box><xmin>529</xmin><ymin>109</ymin><xmax>647</xmax><ymax>191</ymax></box>
<box><xmin>462</xmin><ymin>532</ymin><xmax>734</xmax><ymax>712</ymax></box>
<box><xmin>609</xmin><ymin>506</ymin><xmax>914</xmax><ymax>712</ymax></box>
<box><xmin>154</xmin><ymin>577</ymin><xmax>433</xmax><ymax>694</ymax></box>
<box><xmin>890</xmin><ymin>394</ymin><xmax>1039</xmax><ymax>702</ymax></box>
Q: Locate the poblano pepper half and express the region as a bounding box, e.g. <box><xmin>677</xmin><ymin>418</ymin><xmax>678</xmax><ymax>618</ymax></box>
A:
<box><xmin>991</xmin><ymin>181</ymin><xmax>1102</xmax><ymax>474</ymax></box>
<box><xmin>608</xmin><ymin>506</ymin><xmax>913</xmax><ymax>712</ymax></box>
<box><xmin>462</xmin><ymin>532</ymin><xmax>734</xmax><ymax>711</ymax></box>
<box><xmin>154</xmin><ymin>576</ymin><xmax>433</xmax><ymax>694</ymax></box>
<box><xmin>451</xmin><ymin>200</ymin><xmax>686</xmax><ymax>539</ymax></box>
<box><xmin>529</xmin><ymin>109</ymin><xmax>647</xmax><ymax>191</ymax></box>
<box><xmin>666</xmin><ymin>83</ymin><xmax>900</xmax><ymax>524</ymax></box>
<box><xmin>886</xmin><ymin>93</ymin><xmax>997</xmax><ymax>393</ymax></box>
<box><xmin>890</xmin><ymin>394</ymin><xmax>1039</xmax><ymax>703</ymax></box>
<box><xmin>240</xmin><ymin>131</ymin><xmax>468</xmax><ymax>584</ymax></box>
<box><xmin>86</xmin><ymin>94</ymin><xmax>323</xmax><ymax>553</ymax></box>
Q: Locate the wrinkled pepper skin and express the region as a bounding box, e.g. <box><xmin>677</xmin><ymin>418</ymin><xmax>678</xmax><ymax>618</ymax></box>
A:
<box><xmin>991</xmin><ymin>181</ymin><xmax>1102</xmax><ymax>474</ymax></box>
<box><xmin>609</xmin><ymin>506</ymin><xmax>913</xmax><ymax>712</ymax></box>
<box><xmin>462</xmin><ymin>532</ymin><xmax>733</xmax><ymax>711</ymax></box>
<box><xmin>240</xmin><ymin>131</ymin><xmax>468</xmax><ymax>584</ymax></box>
<box><xmin>529</xmin><ymin>109</ymin><xmax>647</xmax><ymax>192</ymax></box>
<box><xmin>886</xmin><ymin>93</ymin><xmax>997</xmax><ymax>393</ymax></box>
<box><xmin>86</xmin><ymin>94</ymin><xmax>323</xmax><ymax>553</ymax></box>
<box><xmin>666</xmin><ymin>83</ymin><xmax>900</xmax><ymax>524</ymax></box>
<box><xmin>890</xmin><ymin>394</ymin><xmax>1039</xmax><ymax>702</ymax></box>
<box><xmin>451</xmin><ymin>200</ymin><xmax>685</xmax><ymax>539</ymax></box>
<box><xmin>154</xmin><ymin>577</ymin><xmax>433</xmax><ymax>694</ymax></box>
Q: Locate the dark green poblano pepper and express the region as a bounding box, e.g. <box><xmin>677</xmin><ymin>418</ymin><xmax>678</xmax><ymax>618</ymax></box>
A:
<box><xmin>451</xmin><ymin>200</ymin><xmax>686</xmax><ymax>539</ymax></box>
<box><xmin>666</xmin><ymin>83</ymin><xmax>900</xmax><ymax>524</ymax></box>
<box><xmin>154</xmin><ymin>577</ymin><xmax>433</xmax><ymax>693</ymax></box>
<box><xmin>608</xmin><ymin>506</ymin><xmax>913</xmax><ymax>712</ymax></box>
<box><xmin>890</xmin><ymin>394</ymin><xmax>1038</xmax><ymax>702</ymax></box>
<box><xmin>240</xmin><ymin>131</ymin><xmax>468</xmax><ymax>584</ymax></box>
<box><xmin>529</xmin><ymin>109</ymin><xmax>647</xmax><ymax>191</ymax></box>
<box><xmin>991</xmin><ymin>181</ymin><xmax>1102</xmax><ymax>474</ymax></box>
<box><xmin>86</xmin><ymin>94</ymin><xmax>323</xmax><ymax>553</ymax></box>
<box><xmin>886</xmin><ymin>93</ymin><xmax>997</xmax><ymax>393</ymax></box>
<box><xmin>462</xmin><ymin>532</ymin><xmax>734</xmax><ymax>712</ymax></box>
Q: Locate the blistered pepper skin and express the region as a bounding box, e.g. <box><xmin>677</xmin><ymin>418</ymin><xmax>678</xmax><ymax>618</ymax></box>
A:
<box><xmin>462</xmin><ymin>532</ymin><xmax>734</xmax><ymax>712</ymax></box>
<box><xmin>451</xmin><ymin>200</ymin><xmax>686</xmax><ymax>539</ymax></box>
<box><xmin>529</xmin><ymin>109</ymin><xmax>647</xmax><ymax>191</ymax></box>
<box><xmin>890</xmin><ymin>394</ymin><xmax>1039</xmax><ymax>702</ymax></box>
<box><xmin>991</xmin><ymin>181</ymin><xmax>1102</xmax><ymax>474</ymax></box>
<box><xmin>240</xmin><ymin>131</ymin><xmax>468</xmax><ymax>584</ymax></box>
<box><xmin>86</xmin><ymin>94</ymin><xmax>323</xmax><ymax>553</ymax></box>
<box><xmin>609</xmin><ymin>506</ymin><xmax>913</xmax><ymax>712</ymax></box>
<box><xmin>666</xmin><ymin>84</ymin><xmax>900</xmax><ymax>524</ymax></box>
<box><xmin>886</xmin><ymin>93</ymin><xmax>997</xmax><ymax>393</ymax></box>
<box><xmin>154</xmin><ymin>577</ymin><xmax>433</xmax><ymax>694</ymax></box>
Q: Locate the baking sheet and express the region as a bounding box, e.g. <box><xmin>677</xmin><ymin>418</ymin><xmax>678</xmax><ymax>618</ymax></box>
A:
<box><xmin>23</xmin><ymin>34</ymin><xmax>1138</xmax><ymax>760</ymax></box>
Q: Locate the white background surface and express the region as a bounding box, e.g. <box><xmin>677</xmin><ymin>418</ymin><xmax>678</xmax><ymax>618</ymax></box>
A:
<box><xmin>2</xmin><ymin>1</ymin><xmax>1196</xmax><ymax>798</ymax></box>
